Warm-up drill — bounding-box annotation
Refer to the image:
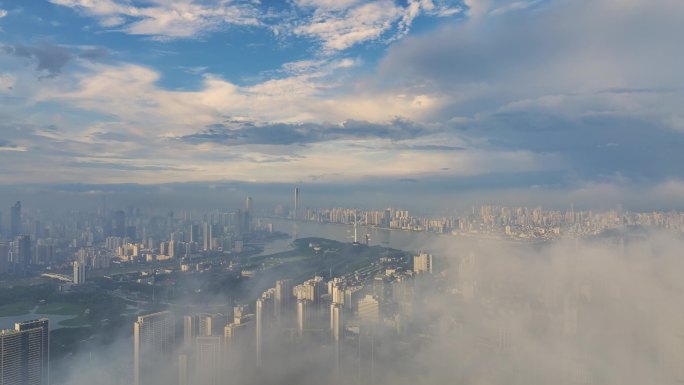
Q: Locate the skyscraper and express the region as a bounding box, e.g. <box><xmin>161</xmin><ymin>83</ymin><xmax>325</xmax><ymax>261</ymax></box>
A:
<box><xmin>255</xmin><ymin>289</ymin><xmax>274</xmax><ymax>367</ymax></box>
<box><xmin>203</xmin><ymin>222</ymin><xmax>212</xmax><ymax>251</ymax></box>
<box><xmin>244</xmin><ymin>196</ymin><xmax>252</xmax><ymax>234</ymax></box>
<box><xmin>183</xmin><ymin>315</ymin><xmax>199</xmax><ymax>349</ymax></box>
<box><xmin>274</xmin><ymin>279</ymin><xmax>292</xmax><ymax>326</ymax></box>
<box><xmin>294</xmin><ymin>187</ymin><xmax>300</xmax><ymax>220</ymax></box>
<box><xmin>297</xmin><ymin>299</ymin><xmax>312</xmax><ymax>337</ymax></box>
<box><xmin>0</xmin><ymin>318</ymin><xmax>49</xmax><ymax>385</ymax></box>
<box><xmin>73</xmin><ymin>261</ymin><xmax>86</xmax><ymax>285</ymax></box>
<box><xmin>330</xmin><ymin>303</ymin><xmax>344</xmax><ymax>343</ymax></box>
<box><xmin>10</xmin><ymin>201</ymin><xmax>21</xmax><ymax>238</ymax></box>
<box><xmin>133</xmin><ymin>311</ymin><xmax>175</xmax><ymax>385</ymax></box>
<box><xmin>11</xmin><ymin>235</ymin><xmax>31</xmax><ymax>268</ymax></box>
<box><xmin>113</xmin><ymin>210</ymin><xmax>125</xmax><ymax>238</ymax></box>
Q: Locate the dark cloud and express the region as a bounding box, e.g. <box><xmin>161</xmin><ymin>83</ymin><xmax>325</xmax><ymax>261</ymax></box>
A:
<box><xmin>178</xmin><ymin>118</ymin><xmax>430</xmax><ymax>146</ymax></box>
<box><xmin>2</xmin><ymin>43</ymin><xmax>73</xmax><ymax>77</ymax></box>
<box><xmin>78</xmin><ymin>47</ymin><xmax>110</xmax><ymax>61</ymax></box>
<box><xmin>0</xmin><ymin>139</ymin><xmax>21</xmax><ymax>149</ymax></box>
<box><xmin>91</xmin><ymin>131</ymin><xmax>139</xmax><ymax>142</ymax></box>
<box><xmin>65</xmin><ymin>161</ymin><xmax>190</xmax><ymax>172</ymax></box>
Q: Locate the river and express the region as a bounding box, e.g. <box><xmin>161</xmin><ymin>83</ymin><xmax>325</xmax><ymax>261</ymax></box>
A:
<box><xmin>263</xmin><ymin>217</ymin><xmax>533</xmax><ymax>254</ymax></box>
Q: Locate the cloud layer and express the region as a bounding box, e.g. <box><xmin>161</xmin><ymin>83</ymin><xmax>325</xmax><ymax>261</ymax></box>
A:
<box><xmin>0</xmin><ymin>0</ymin><xmax>682</xmax><ymax>202</ymax></box>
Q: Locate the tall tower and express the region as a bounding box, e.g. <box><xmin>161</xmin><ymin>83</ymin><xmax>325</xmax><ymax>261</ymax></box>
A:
<box><xmin>244</xmin><ymin>196</ymin><xmax>252</xmax><ymax>234</ymax></box>
<box><xmin>0</xmin><ymin>318</ymin><xmax>49</xmax><ymax>385</ymax></box>
<box><xmin>183</xmin><ymin>315</ymin><xmax>199</xmax><ymax>349</ymax></box>
<box><xmin>296</xmin><ymin>299</ymin><xmax>311</xmax><ymax>337</ymax></box>
<box><xmin>12</xmin><ymin>235</ymin><xmax>31</xmax><ymax>267</ymax></box>
<box><xmin>203</xmin><ymin>222</ymin><xmax>212</xmax><ymax>251</ymax></box>
<box><xmin>113</xmin><ymin>210</ymin><xmax>126</xmax><ymax>237</ymax></box>
<box><xmin>133</xmin><ymin>311</ymin><xmax>175</xmax><ymax>385</ymax></box>
<box><xmin>294</xmin><ymin>188</ymin><xmax>300</xmax><ymax>220</ymax></box>
<box><xmin>10</xmin><ymin>201</ymin><xmax>21</xmax><ymax>238</ymax></box>
<box><xmin>256</xmin><ymin>289</ymin><xmax>274</xmax><ymax>367</ymax></box>
<box><xmin>274</xmin><ymin>279</ymin><xmax>292</xmax><ymax>326</ymax></box>
<box><xmin>73</xmin><ymin>261</ymin><xmax>86</xmax><ymax>285</ymax></box>
<box><xmin>330</xmin><ymin>303</ymin><xmax>344</xmax><ymax>374</ymax></box>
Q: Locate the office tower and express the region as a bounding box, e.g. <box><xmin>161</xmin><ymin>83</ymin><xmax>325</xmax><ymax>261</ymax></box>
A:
<box><xmin>203</xmin><ymin>222</ymin><xmax>212</xmax><ymax>251</ymax></box>
<box><xmin>195</xmin><ymin>336</ymin><xmax>222</xmax><ymax>385</ymax></box>
<box><xmin>189</xmin><ymin>224</ymin><xmax>200</xmax><ymax>244</ymax></box>
<box><xmin>244</xmin><ymin>196</ymin><xmax>252</xmax><ymax>234</ymax></box>
<box><xmin>0</xmin><ymin>242</ymin><xmax>8</xmax><ymax>274</ymax></box>
<box><xmin>133</xmin><ymin>311</ymin><xmax>175</xmax><ymax>385</ymax></box>
<box><xmin>296</xmin><ymin>299</ymin><xmax>312</xmax><ymax>337</ymax></box>
<box><xmin>0</xmin><ymin>318</ymin><xmax>49</xmax><ymax>385</ymax></box>
<box><xmin>199</xmin><ymin>313</ymin><xmax>226</xmax><ymax>337</ymax></box>
<box><xmin>413</xmin><ymin>252</ymin><xmax>433</xmax><ymax>274</ymax></box>
<box><xmin>256</xmin><ymin>289</ymin><xmax>274</xmax><ymax>367</ymax></box>
<box><xmin>10</xmin><ymin>201</ymin><xmax>21</xmax><ymax>238</ymax></box>
<box><xmin>357</xmin><ymin>295</ymin><xmax>380</xmax><ymax>324</ymax></box>
<box><xmin>274</xmin><ymin>279</ymin><xmax>293</xmax><ymax>326</ymax></box>
<box><xmin>113</xmin><ymin>210</ymin><xmax>125</xmax><ymax>237</ymax></box>
<box><xmin>11</xmin><ymin>235</ymin><xmax>31</xmax><ymax>268</ymax></box>
<box><xmin>294</xmin><ymin>187</ymin><xmax>300</xmax><ymax>219</ymax></box>
<box><xmin>183</xmin><ymin>315</ymin><xmax>199</xmax><ymax>349</ymax></box>
<box><xmin>73</xmin><ymin>261</ymin><xmax>86</xmax><ymax>285</ymax></box>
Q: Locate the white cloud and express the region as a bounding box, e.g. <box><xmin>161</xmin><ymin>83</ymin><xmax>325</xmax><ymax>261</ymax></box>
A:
<box><xmin>293</xmin><ymin>0</ymin><xmax>458</xmax><ymax>51</ymax></box>
<box><xmin>0</xmin><ymin>9</ymin><xmax>8</xmax><ymax>18</ymax></box>
<box><xmin>49</xmin><ymin>0</ymin><xmax>261</xmax><ymax>39</ymax></box>
<box><xmin>0</xmin><ymin>74</ymin><xmax>15</xmax><ymax>91</ymax></box>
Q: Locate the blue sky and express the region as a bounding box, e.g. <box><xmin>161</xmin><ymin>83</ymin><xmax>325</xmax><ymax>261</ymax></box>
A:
<box><xmin>0</xmin><ymin>0</ymin><xmax>683</xmax><ymax>206</ymax></box>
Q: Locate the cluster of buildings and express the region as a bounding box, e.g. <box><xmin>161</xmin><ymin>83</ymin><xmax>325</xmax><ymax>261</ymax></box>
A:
<box><xmin>132</xmin><ymin>251</ymin><xmax>435</xmax><ymax>385</ymax></box>
<box><xmin>0</xmin><ymin>197</ymin><xmax>268</xmax><ymax>278</ymax></box>
<box><xmin>282</xmin><ymin>204</ymin><xmax>684</xmax><ymax>239</ymax></box>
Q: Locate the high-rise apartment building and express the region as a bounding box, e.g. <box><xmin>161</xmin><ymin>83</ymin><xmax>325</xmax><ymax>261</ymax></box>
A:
<box><xmin>0</xmin><ymin>319</ymin><xmax>49</xmax><ymax>385</ymax></box>
<box><xmin>274</xmin><ymin>279</ymin><xmax>292</xmax><ymax>326</ymax></box>
<box><xmin>256</xmin><ymin>289</ymin><xmax>274</xmax><ymax>367</ymax></box>
<box><xmin>183</xmin><ymin>315</ymin><xmax>199</xmax><ymax>349</ymax></box>
<box><xmin>73</xmin><ymin>261</ymin><xmax>86</xmax><ymax>285</ymax></box>
<box><xmin>413</xmin><ymin>252</ymin><xmax>433</xmax><ymax>274</ymax></box>
<box><xmin>198</xmin><ymin>313</ymin><xmax>226</xmax><ymax>337</ymax></box>
<box><xmin>357</xmin><ymin>295</ymin><xmax>380</xmax><ymax>324</ymax></box>
<box><xmin>133</xmin><ymin>311</ymin><xmax>175</xmax><ymax>385</ymax></box>
<box><xmin>297</xmin><ymin>299</ymin><xmax>312</xmax><ymax>337</ymax></box>
<box><xmin>195</xmin><ymin>336</ymin><xmax>223</xmax><ymax>385</ymax></box>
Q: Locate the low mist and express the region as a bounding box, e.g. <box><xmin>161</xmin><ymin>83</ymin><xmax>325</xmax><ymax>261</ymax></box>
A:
<box><xmin>53</xmin><ymin>230</ymin><xmax>684</xmax><ymax>385</ymax></box>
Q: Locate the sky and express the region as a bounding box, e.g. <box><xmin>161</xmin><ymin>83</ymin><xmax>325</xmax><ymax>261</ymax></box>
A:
<box><xmin>0</xmin><ymin>0</ymin><xmax>683</xmax><ymax>208</ymax></box>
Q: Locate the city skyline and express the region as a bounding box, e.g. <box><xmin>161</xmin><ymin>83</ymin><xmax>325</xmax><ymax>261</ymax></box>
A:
<box><xmin>1</xmin><ymin>1</ymin><xmax>683</xmax><ymax>385</ymax></box>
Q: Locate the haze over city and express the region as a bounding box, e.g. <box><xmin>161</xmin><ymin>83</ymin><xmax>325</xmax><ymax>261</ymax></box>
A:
<box><xmin>1</xmin><ymin>1</ymin><xmax>683</xmax><ymax>385</ymax></box>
